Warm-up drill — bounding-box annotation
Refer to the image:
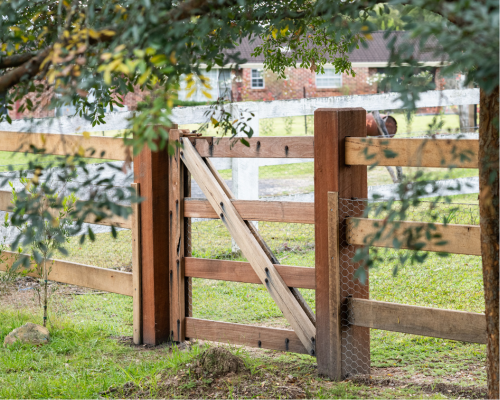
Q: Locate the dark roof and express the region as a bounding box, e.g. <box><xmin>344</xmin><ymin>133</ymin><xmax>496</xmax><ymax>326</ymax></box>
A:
<box><xmin>225</xmin><ymin>31</ymin><xmax>442</xmax><ymax>64</ymax></box>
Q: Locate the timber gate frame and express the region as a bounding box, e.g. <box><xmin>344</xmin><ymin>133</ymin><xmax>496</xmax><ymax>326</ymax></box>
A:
<box><xmin>133</xmin><ymin>108</ymin><xmax>486</xmax><ymax>380</ymax></box>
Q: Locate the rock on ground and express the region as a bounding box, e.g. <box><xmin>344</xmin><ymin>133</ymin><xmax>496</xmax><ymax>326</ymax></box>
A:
<box><xmin>3</xmin><ymin>322</ymin><xmax>50</xmax><ymax>346</ymax></box>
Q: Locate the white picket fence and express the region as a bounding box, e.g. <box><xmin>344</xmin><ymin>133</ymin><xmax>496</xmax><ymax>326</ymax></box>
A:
<box><xmin>0</xmin><ymin>88</ymin><xmax>480</xmax><ymax>201</ymax></box>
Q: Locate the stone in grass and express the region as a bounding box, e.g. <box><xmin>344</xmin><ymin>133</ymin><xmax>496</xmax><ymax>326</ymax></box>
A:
<box><xmin>3</xmin><ymin>323</ymin><xmax>50</xmax><ymax>347</ymax></box>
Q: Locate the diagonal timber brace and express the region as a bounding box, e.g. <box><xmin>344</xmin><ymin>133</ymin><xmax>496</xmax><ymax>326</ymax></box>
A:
<box><xmin>202</xmin><ymin>157</ymin><xmax>316</xmax><ymax>326</ymax></box>
<box><xmin>180</xmin><ymin>138</ymin><xmax>316</xmax><ymax>355</ymax></box>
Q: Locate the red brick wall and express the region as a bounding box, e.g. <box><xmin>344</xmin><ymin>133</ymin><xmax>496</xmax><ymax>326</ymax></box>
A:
<box><xmin>235</xmin><ymin>67</ymin><xmax>378</xmax><ymax>101</ymax></box>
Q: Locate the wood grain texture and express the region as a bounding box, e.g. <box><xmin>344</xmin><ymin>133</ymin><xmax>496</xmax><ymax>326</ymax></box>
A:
<box><xmin>191</xmin><ymin>137</ymin><xmax>314</xmax><ymax>158</ymax></box>
<box><xmin>0</xmin><ymin>131</ymin><xmax>129</xmax><ymax>160</ymax></box>
<box><xmin>169</xmin><ymin>130</ymin><xmax>186</xmax><ymax>342</ymax></box>
<box><xmin>347</xmin><ymin>218</ymin><xmax>481</xmax><ymax>256</ymax></box>
<box><xmin>327</xmin><ymin>192</ymin><xmax>342</xmax><ymax>380</ymax></box>
<box><xmin>0</xmin><ymin>252</ymin><xmax>132</xmax><ymax>296</ymax></box>
<box><xmin>184</xmin><ymin>257</ymin><xmax>315</xmax><ymax>289</ymax></box>
<box><xmin>345</xmin><ymin>138</ymin><xmax>479</xmax><ymax>168</ymax></box>
<box><xmin>131</xmin><ymin>183</ymin><xmax>142</xmax><ymax>345</ymax></box>
<box><xmin>185</xmin><ymin>318</ymin><xmax>308</xmax><ymax>354</ymax></box>
<box><xmin>349</xmin><ymin>298</ymin><xmax>487</xmax><ymax>344</ymax></box>
<box><xmin>0</xmin><ymin>190</ymin><xmax>131</xmax><ymax>228</ymax></box>
<box><xmin>184</xmin><ymin>198</ymin><xmax>314</xmax><ymax>224</ymax></box>
<box><xmin>314</xmin><ymin>108</ymin><xmax>369</xmax><ymax>379</ymax></box>
<box><xmin>133</xmin><ymin>127</ymin><xmax>172</xmax><ymax>345</ymax></box>
<box><xmin>180</xmin><ymin>138</ymin><xmax>316</xmax><ymax>355</ymax></box>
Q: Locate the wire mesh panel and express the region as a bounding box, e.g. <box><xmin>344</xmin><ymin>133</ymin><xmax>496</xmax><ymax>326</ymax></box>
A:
<box><xmin>338</xmin><ymin>197</ymin><xmax>371</xmax><ymax>377</ymax></box>
<box><xmin>338</xmin><ymin>197</ymin><xmax>483</xmax><ymax>378</ymax></box>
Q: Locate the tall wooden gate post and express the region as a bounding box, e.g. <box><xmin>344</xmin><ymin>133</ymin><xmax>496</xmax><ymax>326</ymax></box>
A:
<box><xmin>133</xmin><ymin>128</ymin><xmax>173</xmax><ymax>345</ymax></box>
<box><xmin>169</xmin><ymin>129</ymin><xmax>189</xmax><ymax>342</ymax></box>
<box><xmin>314</xmin><ymin>108</ymin><xmax>369</xmax><ymax>379</ymax></box>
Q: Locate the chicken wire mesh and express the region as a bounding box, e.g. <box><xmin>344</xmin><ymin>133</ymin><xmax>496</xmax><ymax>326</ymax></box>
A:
<box><xmin>338</xmin><ymin>196</ymin><xmax>482</xmax><ymax>378</ymax></box>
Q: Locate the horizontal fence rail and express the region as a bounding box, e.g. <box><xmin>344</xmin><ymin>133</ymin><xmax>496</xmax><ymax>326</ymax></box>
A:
<box><xmin>185</xmin><ymin>317</ymin><xmax>308</xmax><ymax>354</ymax></box>
<box><xmin>347</xmin><ymin>218</ymin><xmax>481</xmax><ymax>256</ymax></box>
<box><xmin>0</xmin><ymin>190</ymin><xmax>131</xmax><ymax>228</ymax></box>
<box><xmin>190</xmin><ymin>137</ymin><xmax>314</xmax><ymax>158</ymax></box>
<box><xmin>0</xmin><ymin>130</ymin><xmax>128</xmax><ymax>161</ymax></box>
<box><xmin>184</xmin><ymin>198</ymin><xmax>314</xmax><ymax>224</ymax></box>
<box><xmin>345</xmin><ymin>138</ymin><xmax>479</xmax><ymax>168</ymax></box>
<box><xmin>0</xmin><ymin>89</ymin><xmax>479</xmax><ymax>133</ymax></box>
<box><xmin>348</xmin><ymin>298</ymin><xmax>487</xmax><ymax>344</ymax></box>
<box><xmin>184</xmin><ymin>257</ymin><xmax>315</xmax><ymax>289</ymax></box>
<box><xmin>0</xmin><ymin>251</ymin><xmax>133</xmax><ymax>296</ymax></box>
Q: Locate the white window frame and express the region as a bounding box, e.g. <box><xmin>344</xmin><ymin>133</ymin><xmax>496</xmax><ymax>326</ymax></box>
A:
<box><xmin>315</xmin><ymin>68</ymin><xmax>342</xmax><ymax>89</ymax></box>
<box><xmin>251</xmin><ymin>69</ymin><xmax>265</xmax><ymax>89</ymax></box>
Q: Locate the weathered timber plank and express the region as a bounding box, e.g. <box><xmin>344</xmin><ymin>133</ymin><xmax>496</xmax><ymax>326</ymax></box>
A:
<box><xmin>185</xmin><ymin>318</ymin><xmax>308</xmax><ymax>354</ymax></box>
<box><xmin>169</xmin><ymin>130</ymin><xmax>186</xmax><ymax>342</ymax></box>
<box><xmin>180</xmin><ymin>138</ymin><xmax>316</xmax><ymax>355</ymax></box>
<box><xmin>314</xmin><ymin>108</ymin><xmax>369</xmax><ymax>379</ymax></box>
<box><xmin>327</xmin><ymin>192</ymin><xmax>342</xmax><ymax>380</ymax></box>
<box><xmin>0</xmin><ymin>190</ymin><xmax>131</xmax><ymax>228</ymax></box>
<box><xmin>0</xmin><ymin>131</ymin><xmax>129</xmax><ymax>160</ymax></box>
<box><xmin>191</xmin><ymin>137</ymin><xmax>314</xmax><ymax>158</ymax></box>
<box><xmin>0</xmin><ymin>252</ymin><xmax>132</xmax><ymax>296</ymax></box>
<box><xmin>347</xmin><ymin>218</ymin><xmax>481</xmax><ymax>256</ymax></box>
<box><xmin>345</xmin><ymin>138</ymin><xmax>479</xmax><ymax>168</ymax></box>
<box><xmin>184</xmin><ymin>257</ymin><xmax>315</xmax><ymax>289</ymax></box>
<box><xmin>203</xmin><ymin>157</ymin><xmax>316</xmax><ymax>326</ymax></box>
<box><xmin>349</xmin><ymin>298</ymin><xmax>487</xmax><ymax>344</ymax></box>
<box><xmin>184</xmin><ymin>198</ymin><xmax>314</xmax><ymax>224</ymax></box>
<box><xmin>131</xmin><ymin>183</ymin><xmax>142</xmax><ymax>344</ymax></box>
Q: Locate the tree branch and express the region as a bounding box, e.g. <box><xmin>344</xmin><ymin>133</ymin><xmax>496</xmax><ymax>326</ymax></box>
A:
<box><xmin>0</xmin><ymin>0</ymin><xmax>238</xmax><ymax>93</ymax></box>
<box><xmin>0</xmin><ymin>48</ymin><xmax>52</xmax><ymax>92</ymax></box>
<box><xmin>0</xmin><ymin>53</ymin><xmax>37</xmax><ymax>70</ymax></box>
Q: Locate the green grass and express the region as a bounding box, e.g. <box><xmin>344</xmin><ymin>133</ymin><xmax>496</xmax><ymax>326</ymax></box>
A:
<box><xmin>0</xmin><ymin>198</ymin><xmax>485</xmax><ymax>398</ymax></box>
<box><xmin>390</xmin><ymin>113</ymin><xmax>461</xmax><ymax>135</ymax></box>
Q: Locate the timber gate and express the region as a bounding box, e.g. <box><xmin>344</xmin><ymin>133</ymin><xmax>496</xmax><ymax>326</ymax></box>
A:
<box><xmin>133</xmin><ymin>108</ymin><xmax>486</xmax><ymax>380</ymax></box>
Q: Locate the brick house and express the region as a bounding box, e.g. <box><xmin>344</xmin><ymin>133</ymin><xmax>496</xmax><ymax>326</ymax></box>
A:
<box><xmin>178</xmin><ymin>31</ymin><xmax>444</xmax><ymax>103</ymax></box>
<box><xmin>9</xmin><ymin>31</ymin><xmax>444</xmax><ymax>119</ymax></box>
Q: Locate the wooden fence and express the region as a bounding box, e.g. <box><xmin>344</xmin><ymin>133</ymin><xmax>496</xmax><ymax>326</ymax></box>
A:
<box><xmin>0</xmin><ymin>104</ymin><xmax>485</xmax><ymax>380</ymax></box>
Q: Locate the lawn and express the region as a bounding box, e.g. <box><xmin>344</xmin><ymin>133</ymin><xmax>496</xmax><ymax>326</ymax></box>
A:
<box><xmin>0</xmin><ymin>195</ymin><xmax>486</xmax><ymax>398</ymax></box>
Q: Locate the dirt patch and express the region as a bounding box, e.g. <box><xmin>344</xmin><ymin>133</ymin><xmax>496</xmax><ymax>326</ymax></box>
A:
<box><xmin>194</xmin><ymin>347</ymin><xmax>247</xmax><ymax>378</ymax></box>
<box><xmin>351</xmin><ymin>374</ymin><xmax>487</xmax><ymax>399</ymax></box>
<box><xmin>104</xmin><ymin>345</ymin><xmax>309</xmax><ymax>399</ymax></box>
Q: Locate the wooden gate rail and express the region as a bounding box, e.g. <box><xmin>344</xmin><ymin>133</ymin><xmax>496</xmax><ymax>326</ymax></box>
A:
<box><xmin>184</xmin><ymin>198</ymin><xmax>315</xmax><ymax>224</ymax></box>
<box><xmin>184</xmin><ymin>257</ymin><xmax>315</xmax><ymax>289</ymax></box>
<box><xmin>345</xmin><ymin>137</ymin><xmax>479</xmax><ymax>168</ymax></box>
<box><xmin>180</xmin><ymin>136</ymin><xmax>316</xmax><ymax>355</ymax></box>
<box><xmin>348</xmin><ymin>298</ymin><xmax>487</xmax><ymax>344</ymax></box>
<box><xmin>189</xmin><ymin>136</ymin><xmax>314</xmax><ymax>158</ymax></box>
<box><xmin>347</xmin><ymin>218</ymin><xmax>481</xmax><ymax>256</ymax></box>
<box><xmin>185</xmin><ymin>317</ymin><xmax>308</xmax><ymax>354</ymax></box>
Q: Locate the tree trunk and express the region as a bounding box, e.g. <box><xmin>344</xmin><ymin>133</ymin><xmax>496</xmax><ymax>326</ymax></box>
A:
<box><xmin>478</xmin><ymin>86</ymin><xmax>499</xmax><ymax>400</ymax></box>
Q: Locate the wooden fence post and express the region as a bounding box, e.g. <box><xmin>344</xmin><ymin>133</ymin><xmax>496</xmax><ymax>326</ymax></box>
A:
<box><xmin>314</xmin><ymin>108</ymin><xmax>369</xmax><ymax>379</ymax></box>
<box><xmin>133</xmin><ymin>127</ymin><xmax>173</xmax><ymax>345</ymax></box>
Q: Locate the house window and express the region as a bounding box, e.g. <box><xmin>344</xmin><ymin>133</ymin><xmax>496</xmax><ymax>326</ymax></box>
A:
<box><xmin>316</xmin><ymin>68</ymin><xmax>342</xmax><ymax>88</ymax></box>
<box><xmin>251</xmin><ymin>69</ymin><xmax>264</xmax><ymax>88</ymax></box>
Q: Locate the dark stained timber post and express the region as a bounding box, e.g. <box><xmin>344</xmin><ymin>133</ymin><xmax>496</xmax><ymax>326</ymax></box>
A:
<box><xmin>314</xmin><ymin>108</ymin><xmax>369</xmax><ymax>379</ymax></box>
<box><xmin>133</xmin><ymin>126</ymin><xmax>174</xmax><ymax>345</ymax></box>
<box><xmin>169</xmin><ymin>129</ymin><xmax>186</xmax><ymax>342</ymax></box>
